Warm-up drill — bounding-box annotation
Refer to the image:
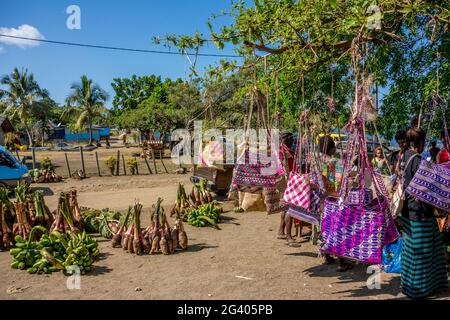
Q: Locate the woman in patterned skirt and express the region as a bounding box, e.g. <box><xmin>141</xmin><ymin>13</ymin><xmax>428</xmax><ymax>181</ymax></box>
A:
<box><xmin>400</xmin><ymin>127</ymin><xmax>448</xmax><ymax>299</ymax></box>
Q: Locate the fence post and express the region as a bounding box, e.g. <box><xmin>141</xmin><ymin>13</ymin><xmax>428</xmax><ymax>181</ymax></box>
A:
<box><xmin>144</xmin><ymin>157</ymin><xmax>153</xmax><ymax>175</ymax></box>
<box><xmin>31</xmin><ymin>147</ymin><xmax>36</xmax><ymax>170</ymax></box>
<box><xmin>64</xmin><ymin>152</ymin><xmax>71</xmax><ymax>177</ymax></box>
<box><xmin>122</xmin><ymin>154</ymin><xmax>127</xmax><ymax>175</ymax></box>
<box><xmin>135</xmin><ymin>157</ymin><xmax>139</xmax><ymax>175</ymax></box>
<box><xmin>151</xmin><ymin>149</ymin><xmax>157</xmax><ymax>174</ymax></box>
<box><xmin>116</xmin><ymin>150</ymin><xmax>120</xmax><ymax>176</ymax></box>
<box><xmin>159</xmin><ymin>150</ymin><xmax>168</xmax><ymax>174</ymax></box>
<box><xmin>79</xmin><ymin>146</ymin><xmax>86</xmax><ymax>175</ymax></box>
<box><xmin>95</xmin><ymin>152</ymin><xmax>101</xmax><ymax>177</ymax></box>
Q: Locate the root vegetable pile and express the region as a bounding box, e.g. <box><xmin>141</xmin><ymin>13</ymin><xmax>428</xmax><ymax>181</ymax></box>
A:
<box><xmin>50</xmin><ymin>191</ymin><xmax>84</xmax><ymax>234</ymax></box>
<box><xmin>10</xmin><ymin>226</ymin><xmax>99</xmax><ymax>274</ymax></box>
<box><xmin>111</xmin><ymin>197</ymin><xmax>188</xmax><ymax>255</ymax></box>
<box><xmin>170</xmin><ymin>180</ymin><xmax>219</xmax><ymax>220</ymax></box>
<box><xmin>31</xmin><ymin>157</ymin><xmax>62</xmax><ymax>183</ymax></box>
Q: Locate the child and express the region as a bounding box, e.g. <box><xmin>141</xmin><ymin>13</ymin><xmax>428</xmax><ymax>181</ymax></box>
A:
<box><xmin>371</xmin><ymin>147</ymin><xmax>390</xmax><ymax>175</ymax></box>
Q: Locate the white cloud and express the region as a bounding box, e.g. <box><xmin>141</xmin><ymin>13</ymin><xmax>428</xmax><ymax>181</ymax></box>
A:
<box><xmin>0</xmin><ymin>24</ymin><xmax>45</xmax><ymax>48</ymax></box>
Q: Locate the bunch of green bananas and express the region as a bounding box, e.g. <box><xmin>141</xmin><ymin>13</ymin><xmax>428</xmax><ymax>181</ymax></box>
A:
<box><xmin>64</xmin><ymin>234</ymin><xmax>95</xmax><ymax>273</ymax></box>
<box><xmin>10</xmin><ymin>226</ymin><xmax>100</xmax><ymax>275</ymax></box>
<box><xmin>10</xmin><ymin>226</ymin><xmax>47</xmax><ymax>272</ymax></box>
<box><xmin>187</xmin><ymin>203</ymin><xmax>221</xmax><ymax>228</ymax></box>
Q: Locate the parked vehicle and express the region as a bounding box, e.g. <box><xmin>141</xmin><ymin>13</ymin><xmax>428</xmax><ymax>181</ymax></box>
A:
<box><xmin>0</xmin><ymin>146</ymin><xmax>31</xmax><ymax>188</ymax></box>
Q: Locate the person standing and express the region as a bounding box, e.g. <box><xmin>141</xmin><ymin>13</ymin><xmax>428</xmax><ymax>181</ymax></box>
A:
<box><xmin>438</xmin><ymin>129</ymin><xmax>449</xmax><ymax>164</ymax></box>
<box><xmin>399</xmin><ymin>127</ymin><xmax>448</xmax><ymax>299</ymax></box>
<box><xmin>371</xmin><ymin>147</ymin><xmax>390</xmax><ymax>175</ymax></box>
<box><xmin>389</xmin><ymin>130</ymin><xmax>407</xmax><ymax>175</ymax></box>
<box><xmin>428</xmin><ymin>141</ymin><xmax>440</xmax><ymax>163</ymax></box>
<box><xmin>277</xmin><ymin>132</ymin><xmax>296</xmax><ymax>243</ymax></box>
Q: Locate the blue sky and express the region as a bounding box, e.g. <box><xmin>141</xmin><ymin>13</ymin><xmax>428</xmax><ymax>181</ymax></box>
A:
<box><xmin>0</xmin><ymin>1</ymin><xmax>238</xmax><ymax>105</ymax></box>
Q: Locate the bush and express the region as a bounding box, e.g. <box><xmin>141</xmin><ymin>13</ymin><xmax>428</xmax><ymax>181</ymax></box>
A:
<box><xmin>105</xmin><ymin>156</ymin><xmax>117</xmax><ymax>175</ymax></box>
<box><xmin>40</xmin><ymin>157</ymin><xmax>54</xmax><ymax>171</ymax></box>
<box><xmin>127</xmin><ymin>158</ymin><xmax>138</xmax><ymax>175</ymax></box>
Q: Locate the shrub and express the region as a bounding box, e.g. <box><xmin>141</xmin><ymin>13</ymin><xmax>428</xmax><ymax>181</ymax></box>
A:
<box><xmin>105</xmin><ymin>156</ymin><xmax>117</xmax><ymax>175</ymax></box>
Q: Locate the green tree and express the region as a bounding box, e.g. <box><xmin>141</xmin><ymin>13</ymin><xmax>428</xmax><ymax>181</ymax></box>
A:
<box><xmin>63</xmin><ymin>75</ymin><xmax>109</xmax><ymax>145</ymax></box>
<box><xmin>111</xmin><ymin>75</ymin><xmax>176</xmax><ymax>114</ymax></box>
<box><xmin>0</xmin><ymin>68</ymin><xmax>49</xmax><ymax>147</ymax></box>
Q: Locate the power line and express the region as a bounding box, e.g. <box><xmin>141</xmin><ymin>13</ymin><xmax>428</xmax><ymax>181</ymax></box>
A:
<box><xmin>0</xmin><ymin>34</ymin><xmax>242</xmax><ymax>58</ymax></box>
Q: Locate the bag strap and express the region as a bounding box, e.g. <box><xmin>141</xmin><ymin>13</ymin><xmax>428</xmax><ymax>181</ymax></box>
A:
<box><xmin>401</xmin><ymin>152</ymin><xmax>421</xmax><ymax>185</ymax></box>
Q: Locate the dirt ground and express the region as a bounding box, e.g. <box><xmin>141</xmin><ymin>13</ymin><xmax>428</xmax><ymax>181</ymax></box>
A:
<box><xmin>1</xmin><ymin>147</ymin><xmax>449</xmax><ymax>300</ymax></box>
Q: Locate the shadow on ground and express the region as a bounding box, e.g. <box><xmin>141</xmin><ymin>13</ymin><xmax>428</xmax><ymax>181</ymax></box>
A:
<box><xmin>30</xmin><ymin>186</ymin><xmax>54</xmax><ymax>196</ymax></box>
<box><xmin>187</xmin><ymin>243</ymin><xmax>219</xmax><ymax>252</ymax></box>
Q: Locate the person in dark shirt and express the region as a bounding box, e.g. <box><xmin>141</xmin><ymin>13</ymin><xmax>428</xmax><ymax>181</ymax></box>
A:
<box><xmin>389</xmin><ymin>129</ymin><xmax>407</xmax><ymax>174</ymax></box>
<box><xmin>399</xmin><ymin>127</ymin><xmax>448</xmax><ymax>299</ymax></box>
<box><xmin>428</xmin><ymin>141</ymin><xmax>440</xmax><ymax>163</ymax></box>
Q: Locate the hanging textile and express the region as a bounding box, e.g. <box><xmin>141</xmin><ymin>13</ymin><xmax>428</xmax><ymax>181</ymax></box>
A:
<box><xmin>320</xmin><ymin>86</ymin><xmax>399</xmax><ymax>264</ymax></box>
<box><xmin>284</xmin><ymin>112</ymin><xmax>324</xmax><ymax>225</ymax></box>
<box><xmin>230</xmin><ymin>88</ymin><xmax>285</xmax><ymax>194</ymax></box>
<box><xmin>406</xmin><ymin>94</ymin><xmax>450</xmax><ymax>212</ymax></box>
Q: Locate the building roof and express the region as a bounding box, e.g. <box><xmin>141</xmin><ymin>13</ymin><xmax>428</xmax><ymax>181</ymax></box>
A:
<box><xmin>0</xmin><ymin>116</ymin><xmax>15</xmax><ymax>133</ymax></box>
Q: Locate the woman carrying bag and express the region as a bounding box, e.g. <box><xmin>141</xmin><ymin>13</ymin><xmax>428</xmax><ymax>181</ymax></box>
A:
<box><xmin>399</xmin><ymin>127</ymin><xmax>448</xmax><ymax>299</ymax></box>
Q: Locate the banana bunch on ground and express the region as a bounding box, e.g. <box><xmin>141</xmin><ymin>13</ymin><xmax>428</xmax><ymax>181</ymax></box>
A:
<box><xmin>187</xmin><ymin>203</ymin><xmax>222</xmax><ymax>228</ymax></box>
<box><xmin>10</xmin><ymin>225</ymin><xmax>100</xmax><ymax>274</ymax></box>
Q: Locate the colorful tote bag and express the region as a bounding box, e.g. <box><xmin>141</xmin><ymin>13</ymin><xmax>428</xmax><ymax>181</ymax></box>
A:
<box><xmin>321</xmin><ymin>196</ymin><xmax>397</xmax><ymax>264</ymax></box>
<box><xmin>283</xmin><ymin>172</ymin><xmax>311</xmax><ymax>210</ymax></box>
<box><xmin>405</xmin><ymin>159</ymin><xmax>450</xmax><ymax>212</ymax></box>
<box><xmin>320</xmin><ymin>93</ymin><xmax>399</xmax><ymax>264</ymax></box>
<box><xmin>287</xmin><ymin>205</ymin><xmax>320</xmax><ymax>225</ymax></box>
<box><xmin>283</xmin><ymin>117</ymin><xmax>312</xmax><ymax>210</ymax></box>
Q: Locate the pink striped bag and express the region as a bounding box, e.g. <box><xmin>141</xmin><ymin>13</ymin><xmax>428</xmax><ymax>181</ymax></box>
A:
<box><xmin>283</xmin><ymin>172</ymin><xmax>311</xmax><ymax>210</ymax></box>
<box><xmin>283</xmin><ymin>117</ymin><xmax>311</xmax><ymax>210</ymax></box>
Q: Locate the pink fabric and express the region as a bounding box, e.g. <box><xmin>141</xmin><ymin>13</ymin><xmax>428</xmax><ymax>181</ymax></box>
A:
<box><xmin>283</xmin><ymin>172</ymin><xmax>311</xmax><ymax>210</ymax></box>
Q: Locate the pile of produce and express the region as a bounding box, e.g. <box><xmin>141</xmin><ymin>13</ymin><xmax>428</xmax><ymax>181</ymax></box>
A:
<box><xmin>50</xmin><ymin>191</ymin><xmax>84</xmax><ymax>234</ymax></box>
<box><xmin>170</xmin><ymin>181</ymin><xmax>216</xmax><ymax>218</ymax></box>
<box><xmin>0</xmin><ymin>189</ymin><xmax>14</xmax><ymax>250</ymax></box>
<box><xmin>81</xmin><ymin>208</ymin><xmax>121</xmax><ymax>239</ymax></box>
<box><xmin>10</xmin><ymin>225</ymin><xmax>99</xmax><ymax>274</ymax></box>
<box><xmin>112</xmin><ymin>198</ymin><xmax>188</xmax><ymax>255</ymax></box>
<box><xmin>187</xmin><ymin>203</ymin><xmax>222</xmax><ymax>228</ymax></box>
<box><xmin>32</xmin><ymin>157</ymin><xmax>62</xmax><ymax>183</ymax></box>
<box><xmin>12</xmin><ymin>183</ymin><xmax>33</xmax><ymax>241</ymax></box>
<box><xmin>1</xmin><ymin>184</ymin><xmax>55</xmax><ymax>250</ymax></box>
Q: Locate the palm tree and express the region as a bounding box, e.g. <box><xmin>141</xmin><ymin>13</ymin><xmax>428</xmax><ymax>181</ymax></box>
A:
<box><xmin>63</xmin><ymin>75</ymin><xmax>108</xmax><ymax>145</ymax></box>
<box><xmin>0</xmin><ymin>68</ymin><xmax>49</xmax><ymax>147</ymax></box>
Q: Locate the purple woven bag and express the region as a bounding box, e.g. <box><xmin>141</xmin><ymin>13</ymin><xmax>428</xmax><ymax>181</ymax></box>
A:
<box><xmin>405</xmin><ymin>159</ymin><xmax>450</xmax><ymax>212</ymax></box>
<box><xmin>320</xmin><ymin>103</ymin><xmax>399</xmax><ymax>264</ymax></box>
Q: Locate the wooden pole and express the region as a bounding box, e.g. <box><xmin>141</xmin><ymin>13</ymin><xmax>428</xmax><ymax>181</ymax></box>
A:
<box><xmin>151</xmin><ymin>149</ymin><xmax>157</xmax><ymax>174</ymax></box>
<box><xmin>64</xmin><ymin>152</ymin><xmax>71</xmax><ymax>177</ymax></box>
<box><xmin>116</xmin><ymin>150</ymin><xmax>120</xmax><ymax>176</ymax></box>
<box><xmin>159</xmin><ymin>150</ymin><xmax>168</xmax><ymax>174</ymax></box>
<box><xmin>79</xmin><ymin>146</ymin><xmax>86</xmax><ymax>175</ymax></box>
<box><xmin>144</xmin><ymin>157</ymin><xmax>153</xmax><ymax>175</ymax></box>
<box><xmin>15</xmin><ymin>150</ymin><xmax>21</xmax><ymax>162</ymax></box>
<box><xmin>135</xmin><ymin>157</ymin><xmax>139</xmax><ymax>175</ymax></box>
<box><xmin>31</xmin><ymin>147</ymin><xmax>36</xmax><ymax>170</ymax></box>
<box><xmin>122</xmin><ymin>154</ymin><xmax>127</xmax><ymax>175</ymax></box>
<box><xmin>95</xmin><ymin>152</ymin><xmax>101</xmax><ymax>176</ymax></box>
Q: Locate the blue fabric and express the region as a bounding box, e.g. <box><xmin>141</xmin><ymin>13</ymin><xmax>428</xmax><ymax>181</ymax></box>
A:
<box><xmin>382</xmin><ymin>238</ymin><xmax>403</xmax><ymax>273</ymax></box>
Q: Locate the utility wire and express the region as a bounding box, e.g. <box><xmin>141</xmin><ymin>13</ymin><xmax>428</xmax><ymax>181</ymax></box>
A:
<box><xmin>0</xmin><ymin>34</ymin><xmax>242</xmax><ymax>58</ymax></box>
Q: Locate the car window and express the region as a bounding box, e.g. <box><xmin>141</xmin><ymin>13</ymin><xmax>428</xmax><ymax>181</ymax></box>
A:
<box><xmin>0</xmin><ymin>152</ymin><xmax>16</xmax><ymax>168</ymax></box>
